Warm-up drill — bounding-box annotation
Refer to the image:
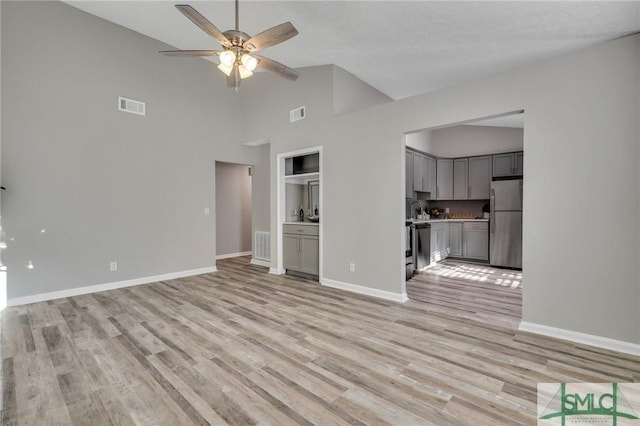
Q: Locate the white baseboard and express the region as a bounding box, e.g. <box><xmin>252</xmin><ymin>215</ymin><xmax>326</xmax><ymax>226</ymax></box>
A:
<box><xmin>519</xmin><ymin>321</ymin><xmax>640</xmax><ymax>357</ymax></box>
<box><xmin>250</xmin><ymin>258</ymin><xmax>271</xmax><ymax>268</ymax></box>
<box><xmin>215</xmin><ymin>251</ymin><xmax>252</xmax><ymax>260</ymax></box>
<box><xmin>7</xmin><ymin>266</ymin><xmax>218</xmax><ymax>307</ymax></box>
<box><xmin>321</xmin><ymin>277</ymin><xmax>408</xmax><ymax>303</ymax></box>
<box><xmin>269</xmin><ymin>268</ymin><xmax>285</xmax><ymax>275</ymax></box>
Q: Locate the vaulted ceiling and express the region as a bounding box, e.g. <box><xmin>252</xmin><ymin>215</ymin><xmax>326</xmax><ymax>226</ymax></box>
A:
<box><xmin>66</xmin><ymin>1</ymin><xmax>640</xmax><ymax>100</ymax></box>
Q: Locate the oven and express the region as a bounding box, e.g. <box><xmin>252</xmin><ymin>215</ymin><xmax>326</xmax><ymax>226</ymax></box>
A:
<box><xmin>405</xmin><ymin>221</ymin><xmax>414</xmax><ymax>280</ymax></box>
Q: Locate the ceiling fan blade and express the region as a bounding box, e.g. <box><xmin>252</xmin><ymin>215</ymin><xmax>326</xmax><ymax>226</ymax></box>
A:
<box><xmin>175</xmin><ymin>5</ymin><xmax>230</xmax><ymax>48</ymax></box>
<box><xmin>227</xmin><ymin>64</ymin><xmax>240</xmax><ymax>88</ymax></box>
<box><xmin>254</xmin><ymin>55</ymin><xmax>300</xmax><ymax>81</ymax></box>
<box><xmin>159</xmin><ymin>50</ymin><xmax>221</xmax><ymax>57</ymax></box>
<box><xmin>243</xmin><ymin>22</ymin><xmax>298</xmax><ymax>52</ymax></box>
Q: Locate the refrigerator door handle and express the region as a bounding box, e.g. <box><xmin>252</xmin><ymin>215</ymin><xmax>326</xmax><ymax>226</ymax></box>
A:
<box><xmin>490</xmin><ymin>188</ymin><xmax>495</xmax><ymax>233</ymax></box>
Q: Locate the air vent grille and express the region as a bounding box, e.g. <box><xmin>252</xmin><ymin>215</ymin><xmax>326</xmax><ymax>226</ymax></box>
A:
<box><xmin>290</xmin><ymin>106</ymin><xmax>305</xmax><ymax>123</ymax></box>
<box><xmin>118</xmin><ymin>96</ymin><xmax>146</xmax><ymax>116</ymax></box>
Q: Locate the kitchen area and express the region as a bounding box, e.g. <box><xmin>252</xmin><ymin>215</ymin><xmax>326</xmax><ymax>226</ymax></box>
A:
<box><xmin>405</xmin><ymin>117</ymin><xmax>524</xmax><ymax>281</ymax></box>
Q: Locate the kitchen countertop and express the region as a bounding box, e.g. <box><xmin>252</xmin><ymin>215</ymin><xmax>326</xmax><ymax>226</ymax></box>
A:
<box><xmin>409</xmin><ymin>218</ymin><xmax>490</xmax><ymax>224</ymax></box>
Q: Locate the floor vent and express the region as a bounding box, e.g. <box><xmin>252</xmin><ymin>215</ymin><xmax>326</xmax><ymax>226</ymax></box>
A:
<box><xmin>290</xmin><ymin>106</ymin><xmax>305</xmax><ymax>123</ymax></box>
<box><xmin>254</xmin><ymin>232</ymin><xmax>271</xmax><ymax>261</ymax></box>
<box><xmin>118</xmin><ymin>96</ymin><xmax>146</xmax><ymax>116</ymax></box>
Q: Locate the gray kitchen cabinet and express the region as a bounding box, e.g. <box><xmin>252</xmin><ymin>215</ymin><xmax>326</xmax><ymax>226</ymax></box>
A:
<box><xmin>300</xmin><ymin>236</ymin><xmax>319</xmax><ymax>274</ymax></box>
<box><xmin>515</xmin><ymin>151</ymin><xmax>524</xmax><ymax>175</ymax></box>
<box><xmin>453</xmin><ymin>158</ymin><xmax>468</xmax><ymax>200</ymax></box>
<box><xmin>405</xmin><ymin>150</ymin><xmax>414</xmax><ymax>195</ymax></box>
<box><xmin>413</xmin><ymin>151</ymin><xmax>424</xmax><ymax>191</ymax></box>
<box><xmin>422</xmin><ymin>154</ymin><xmax>437</xmax><ymax>197</ymax></box>
<box><xmin>283</xmin><ymin>224</ymin><xmax>319</xmax><ymax>276</ymax></box>
<box><xmin>430</xmin><ymin>222</ymin><xmax>449</xmax><ymax>263</ymax></box>
<box><xmin>468</xmin><ymin>155</ymin><xmax>492</xmax><ymax>199</ymax></box>
<box><xmin>436</xmin><ymin>159</ymin><xmax>454</xmax><ymax>200</ymax></box>
<box><xmin>462</xmin><ymin>221</ymin><xmax>489</xmax><ymax>260</ymax></box>
<box><xmin>428</xmin><ymin>156</ymin><xmax>437</xmax><ymax>196</ymax></box>
<box><xmin>448</xmin><ymin>222</ymin><xmax>463</xmax><ymax>257</ymax></box>
<box><xmin>492</xmin><ymin>152</ymin><xmax>523</xmax><ymax>177</ymax></box>
<box><xmin>283</xmin><ymin>234</ymin><xmax>301</xmax><ymax>270</ymax></box>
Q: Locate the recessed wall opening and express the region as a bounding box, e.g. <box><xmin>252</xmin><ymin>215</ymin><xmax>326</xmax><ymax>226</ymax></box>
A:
<box><xmin>402</xmin><ymin>110</ymin><xmax>524</xmax><ymax>325</ymax></box>
<box><xmin>215</xmin><ymin>161</ymin><xmax>253</xmax><ymax>261</ymax></box>
<box><xmin>275</xmin><ymin>147</ymin><xmax>323</xmax><ymax>282</ymax></box>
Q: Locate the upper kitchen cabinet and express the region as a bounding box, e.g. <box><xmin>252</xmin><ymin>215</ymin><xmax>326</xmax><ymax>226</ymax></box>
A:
<box><xmin>436</xmin><ymin>159</ymin><xmax>453</xmax><ymax>200</ymax></box>
<box><xmin>492</xmin><ymin>151</ymin><xmax>523</xmax><ymax>178</ymax></box>
<box><xmin>468</xmin><ymin>155</ymin><xmax>492</xmax><ymax>199</ymax></box>
<box><xmin>453</xmin><ymin>158</ymin><xmax>468</xmax><ymax>200</ymax></box>
<box><xmin>407</xmin><ymin>149</ymin><xmax>437</xmax><ymax>197</ymax></box>
<box><xmin>412</xmin><ymin>151</ymin><xmax>424</xmax><ymax>192</ymax></box>
<box><xmin>426</xmin><ymin>155</ymin><xmax>437</xmax><ymax>196</ymax></box>
<box><xmin>515</xmin><ymin>152</ymin><xmax>524</xmax><ymax>175</ymax></box>
<box><xmin>405</xmin><ymin>150</ymin><xmax>414</xmax><ymax>195</ymax></box>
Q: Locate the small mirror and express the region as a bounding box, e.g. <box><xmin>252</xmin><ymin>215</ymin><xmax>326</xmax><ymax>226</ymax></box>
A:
<box><xmin>308</xmin><ymin>180</ymin><xmax>319</xmax><ymax>221</ymax></box>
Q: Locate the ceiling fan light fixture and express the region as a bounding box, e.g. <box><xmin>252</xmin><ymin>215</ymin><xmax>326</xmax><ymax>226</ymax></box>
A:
<box><xmin>218</xmin><ymin>62</ymin><xmax>233</xmax><ymax>76</ymax></box>
<box><xmin>238</xmin><ymin>64</ymin><xmax>253</xmax><ymax>79</ymax></box>
<box><xmin>163</xmin><ymin>4</ymin><xmax>300</xmax><ymax>86</ymax></box>
<box><xmin>241</xmin><ymin>54</ymin><xmax>258</xmax><ymax>71</ymax></box>
<box><xmin>219</xmin><ymin>50</ymin><xmax>236</xmax><ymax>65</ymax></box>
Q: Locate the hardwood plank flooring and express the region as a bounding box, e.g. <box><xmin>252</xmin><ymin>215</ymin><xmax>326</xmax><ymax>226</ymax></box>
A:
<box><xmin>2</xmin><ymin>256</ymin><xmax>638</xmax><ymax>425</ymax></box>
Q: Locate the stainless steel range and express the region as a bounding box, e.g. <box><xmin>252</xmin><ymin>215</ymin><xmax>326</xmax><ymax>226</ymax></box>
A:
<box><xmin>405</xmin><ymin>221</ymin><xmax>414</xmax><ymax>280</ymax></box>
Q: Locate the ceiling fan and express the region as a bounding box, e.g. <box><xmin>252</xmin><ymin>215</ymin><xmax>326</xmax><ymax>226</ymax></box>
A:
<box><xmin>160</xmin><ymin>2</ymin><xmax>300</xmax><ymax>89</ymax></box>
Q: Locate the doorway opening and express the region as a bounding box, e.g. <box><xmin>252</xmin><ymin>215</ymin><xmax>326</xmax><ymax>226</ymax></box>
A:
<box><xmin>215</xmin><ymin>161</ymin><xmax>253</xmax><ymax>260</ymax></box>
<box><xmin>402</xmin><ymin>110</ymin><xmax>525</xmax><ymax>324</ymax></box>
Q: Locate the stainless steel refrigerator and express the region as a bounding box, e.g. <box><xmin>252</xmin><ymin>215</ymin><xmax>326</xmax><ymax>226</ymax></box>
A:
<box><xmin>490</xmin><ymin>179</ymin><xmax>523</xmax><ymax>269</ymax></box>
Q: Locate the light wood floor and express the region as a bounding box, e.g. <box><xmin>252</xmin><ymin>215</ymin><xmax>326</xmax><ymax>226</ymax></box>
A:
<box><xmin>2</xmin><ymin>257</ymin><xmax>638</xmax><ymax>425</ymax></box>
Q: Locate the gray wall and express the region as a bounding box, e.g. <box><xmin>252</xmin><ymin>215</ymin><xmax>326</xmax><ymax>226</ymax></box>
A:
<box><xmin>2</xmin><ymin>2</ymin><xmax>639</xmax><ymax>345</ymax></box>
<box><xmin>1</xmin><ymin>1</ymin><xmax>268</xmax><ymax>298</ymax></box>
<box><xmin>285</xmin><ymin>183</ymin><xmax>303</xmax><ymax>222</ymax></box>
<box><xmin>332</xmin><ymin>66</ymin><xmax>391</xmax><ymax>116</ymax></box>
<box><xmin>430</xmin><ymin>125</ymin><xmax>523</xmax><ymax>157</ymax></box>
<box><xmin>240</xmin><ymin>36</ymin><xmax>639</xmax><ymax>345</ymax></box>
<box><xmin>215</xmin><ymin>162</ymin><xmax>252</xmax><ymax>256</ymax></box>
<box><xmin>250</xmin><ymin>143</ymin><xmax>271</xmax><ymax>245</ymax></box>
<box><xmin>407</xmin><ymin>125</ymin><xmax>523</xmax><ymax>157</ymax></box>
<box><xmin>405</xmin><ymin>130</ymin><xmax>432</xmax><ymax>153</ymax></box>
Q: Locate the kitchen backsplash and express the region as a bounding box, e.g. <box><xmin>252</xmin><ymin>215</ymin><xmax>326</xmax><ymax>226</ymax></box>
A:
<box><xmin>406</xmin><ymin>199</ymin><xmax>489</xmax><ymax>219</ymax></box>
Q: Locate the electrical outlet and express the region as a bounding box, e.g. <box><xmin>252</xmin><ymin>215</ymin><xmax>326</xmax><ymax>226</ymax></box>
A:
<box><xmin>110</xmin><ymin>261</ymin><xmax>118</xmax><ymax>271</ymax></box>
<box><xmin>204</xmin><ymin>207</ymin><xmax>211</xmax><ymax>215</ymax></box>
<box><xmin>349</xmin><ymin>262</ymin><xmax>355</xmax><ymax>272</ymax></box>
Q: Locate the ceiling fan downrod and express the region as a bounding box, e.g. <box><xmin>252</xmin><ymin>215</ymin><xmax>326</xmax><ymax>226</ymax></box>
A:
<box><xmin>235</xmin><ymin>0</ymin><xmax>239</xmax><ymax>31</ymax></box>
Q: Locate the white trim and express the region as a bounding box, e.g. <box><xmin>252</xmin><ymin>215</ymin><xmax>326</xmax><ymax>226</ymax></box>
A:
<box><xmin>215</xmin><ymin>251</ymin><xmax>252</xmax><ymax>260</ymax></box>
<box><xmin>269</xmin><ymin>267</ymin><xmax>285</xmax><ymax>275</ymax></box>
<box><xmin>7</xmin><ymin>266</ymin><xmax>218</xmax><ymax>307</ymax></box>
<box><xmin>519</xmin><ymin>321</ymin><xmax>640</xmax><ymax>357</ymax></box>
<box><xmin>321</xmin><ymin>277</ymin><xmax>408</xmax><ymax>303</ymax></box>
<box><xmin>250</xmin><ymin>258</ymin><xmax>270</xmax><ymax>268</ymax></box>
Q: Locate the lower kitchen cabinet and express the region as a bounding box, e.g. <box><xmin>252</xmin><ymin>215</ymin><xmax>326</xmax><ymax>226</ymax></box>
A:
<box><xmin>448</xmin><ymin>222</ymin><xmax>462</xmax><ymax>257</ymax></box>
<box><xmin>283</xmin><ymin>224</ymin><xmax>319</xmax><ymax>276</ymax></box>
<box><xmin>430</xmin><ymin>222</ymin><xmax>450</xmax><ymax>263</ymax></box>
<box><xmin>462</xmin><ymin>221</ymin><xmax>489</xmax><ymax>260</ymax></box>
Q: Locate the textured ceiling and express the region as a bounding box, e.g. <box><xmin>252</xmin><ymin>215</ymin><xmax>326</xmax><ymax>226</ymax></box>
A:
<box><xmin>65</xmin><ymin>1</ymin><xmax>640</xmax><ymax>100</ymax></box>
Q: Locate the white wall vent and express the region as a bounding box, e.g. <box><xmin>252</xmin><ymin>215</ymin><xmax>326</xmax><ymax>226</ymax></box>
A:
<box><xmin>118</xmin><ymin>96</ymin><xmax>146</xmax><ymax>116</ymax></box>
<box><xmin>254</xmin><ymin>231</ymin><xmax>271</xmax><ymax>261</ymax></box>
<box><xmin>289</xmin><ymin>106</ymin><xmax>305</xmax><ymax>123</ymax></box>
